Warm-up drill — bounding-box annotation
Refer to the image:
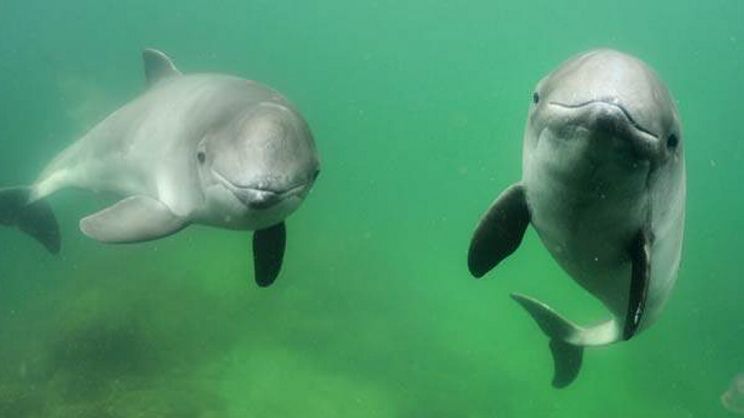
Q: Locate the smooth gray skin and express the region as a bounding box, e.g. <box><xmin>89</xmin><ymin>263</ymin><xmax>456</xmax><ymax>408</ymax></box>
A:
<box><xmin>469</xmin><ymin>49</ymin><xmax>685</xmax><ymax>386</ymax></box>
<box><xmin>31</xmin><ymin>49</ymin><xmax>319</xmax><ymax>239</ymax></box>
<box><xmin>523</xmin><ymin>49</ymin><xmax>685</xmax><ymax>340</ymax></box>
<box><xmin>1</xmin><ymin>49</ymin><xmax>320</xmax><ymax>286</ymax></box>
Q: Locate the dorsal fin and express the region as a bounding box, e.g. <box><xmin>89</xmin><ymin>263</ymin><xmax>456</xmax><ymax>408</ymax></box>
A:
<box><xmin>142</xmin><ymin>48</ymin><xmax>182</xmax><ymax>87</ymax></box>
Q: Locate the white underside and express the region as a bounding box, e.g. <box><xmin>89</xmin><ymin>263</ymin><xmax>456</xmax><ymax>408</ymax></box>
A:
<box><xmin>521</xmin><ymin>124</ymin><xmax>685</xmax><ymax>340</ymax></box>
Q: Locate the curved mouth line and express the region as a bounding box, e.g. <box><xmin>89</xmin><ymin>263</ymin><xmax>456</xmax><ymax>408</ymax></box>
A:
<box><xmin>549</xmin><ymin>99</ymin><xmax>659</xmax><ymax>139</ymax></box>
<box><xmin>212</xmin><ymin>169</ymin><xmax>310</xmax><ymax>197</ymax></box>
<box><xmin>238</xmin><ymin>182</ymin><xmax>308</xmax><ymax>196</ymax></box>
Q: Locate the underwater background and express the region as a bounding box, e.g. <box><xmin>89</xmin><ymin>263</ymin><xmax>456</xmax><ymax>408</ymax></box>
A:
<box><xmin>1</xmin><ymin>0</ymin><xmax>743</xmax><ymax>417</ymax></box>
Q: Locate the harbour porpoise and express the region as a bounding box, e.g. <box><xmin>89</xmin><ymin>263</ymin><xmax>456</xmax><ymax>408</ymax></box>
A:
<box><xmin>0</xmin><ymin>49</ymin><xmax>320</xmax><ymax>287</ymax></box>
<box><xmin>468</xmin><ymin>49</ymin><xmax>686</xmax><ymax>387</ymax></box>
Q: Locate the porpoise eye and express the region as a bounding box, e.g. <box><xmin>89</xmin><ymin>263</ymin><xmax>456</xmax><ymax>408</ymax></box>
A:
<box><xmin>533</xmin><ymin>92</ymin><xmax>540</xmax><ymax>104</ymax></box>
<box><xmin>667</xmin><ymin>134</ymin><xmax>679</xmax><ymax>149</ymax></box>
<box><xmin>197</xmin><ymin>151</ymin><xmax>206</xmax><ymax>164</ymax></box>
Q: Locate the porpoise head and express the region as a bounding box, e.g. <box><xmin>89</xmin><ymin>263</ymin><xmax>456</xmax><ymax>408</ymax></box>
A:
<box><xmin>525</xmin><ymin>49</ymin><xmax>683</xmax><ymax>177</ymax></box>
<box><xmin>196</xmin><ymin>101</ymin><xmax>320</xmax><ymax>229</ymax></box>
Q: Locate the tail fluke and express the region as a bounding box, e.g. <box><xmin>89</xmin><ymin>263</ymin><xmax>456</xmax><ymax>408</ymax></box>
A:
<box><xmin>548</xmin><ymin>339</ymin><xmax>583</xmax><ymax>388</ymax></box>
<box><xmin>0</xmin><ymin>187</ymin><xmax>60</xmax><ymax>253</ymax></box>
<box><xmin>511</xmin><ymin>293</ymin><xmax>619</xmax><ymax>388</ymax></box>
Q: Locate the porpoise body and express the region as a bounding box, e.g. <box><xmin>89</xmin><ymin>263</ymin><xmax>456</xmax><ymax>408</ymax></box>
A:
<box><xmin>468</xmin><ymin>49</ymin><xmax>685</xmax><ymax>387</ymax></box>
<box><xmin>0</xmin><ymin>49</ymin><xmax>320</xmax><ymax>287</ymax></box>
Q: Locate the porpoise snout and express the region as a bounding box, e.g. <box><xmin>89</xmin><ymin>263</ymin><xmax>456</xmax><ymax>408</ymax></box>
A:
<box><xmin>549</xmin><ymin>99</ymin><xmax>661</xmax><ymax>160</ymax></box>
<box><xmin>229</xmin><ymin>180</ymin><xmax>314</xmax><ymax>210</ymax></box>
<box><xmin>233</xmin><ymin>188</ymin><xmax>282</xmax><ymax>210</ymax></box>
<box><xmin>550</xmin><ymin>100</ymin><xmax>654</xmax><ymax>135</ymax></box>
<box><xmin>211</xmin><ymin>168</ymin><xmax>315</xmax><ymax>210</ymax></box>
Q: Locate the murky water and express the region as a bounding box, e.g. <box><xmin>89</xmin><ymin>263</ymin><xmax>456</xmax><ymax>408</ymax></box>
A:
<box><xmin>1</xmin><ymin>1</ymin><xmax>743</xmax><ymax>417</ymax></box>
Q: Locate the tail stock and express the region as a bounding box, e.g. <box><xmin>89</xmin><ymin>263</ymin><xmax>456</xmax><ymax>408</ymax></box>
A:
<box><xmin>511</xmin><ymin>293</ymin><xmax>620</xmax><ymax>388</ymax></box>
<box><xmin>0</xmin><ymin>187</ymin><xmax>60</xmax><ymax>253</ymax></box>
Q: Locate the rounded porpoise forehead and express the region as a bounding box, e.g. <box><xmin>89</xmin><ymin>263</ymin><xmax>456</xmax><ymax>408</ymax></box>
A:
<box><xmin>241</xmin><ymin>102</ymin><xmax>300</xmax><ymax>139</ymax></box>
<box><xmin>542</xmin><ymin>50</ymin><xmax>660</xmax><ymax>102</ymax></box>
<box><xmin>535</xmin><ymin>49</ymin><xmax>680</xmax><ymax>139</ymax></box>
<box><xmin>208</xmin><ymin>100</ymin><xmax>318</xmax><ymax>189</ymax></box>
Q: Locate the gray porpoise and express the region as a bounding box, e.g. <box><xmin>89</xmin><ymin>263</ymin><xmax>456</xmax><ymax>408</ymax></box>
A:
<box><xmin>723</xmin><ymin>374</ymin><xmax>744</xmax><ymax>415</ymax></box>
<box><xmin>0</xmin><ymin>49</ymin><xmax>320</xmax><ymax>287</ymax></box>
<box><xmin>467</xmin><ymin>49</ymin><xmax>685</xmax><ymax>387</ymax></box>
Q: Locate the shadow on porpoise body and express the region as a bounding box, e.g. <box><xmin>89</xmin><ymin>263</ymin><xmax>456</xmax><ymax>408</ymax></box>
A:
<box><xmin>467</xmin><ymin>48</ymin><xmax>686</xmax><ymax>388</ymax></box>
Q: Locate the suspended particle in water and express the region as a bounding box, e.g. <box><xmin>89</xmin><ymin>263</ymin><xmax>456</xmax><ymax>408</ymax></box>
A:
<box><xmin>722</xmin><ymin>373</ymin><xmax>744</xmax><ymax>415</ymax></box>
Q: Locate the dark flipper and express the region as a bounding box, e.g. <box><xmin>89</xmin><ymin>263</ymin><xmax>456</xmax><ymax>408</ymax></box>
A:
<box><xmin>253</xmin><ymin>222</ymin><xmax>286</xmax><ymax>287</ymax></box>
<box><xmin>549</xmin><ymin>339</ymin><xmax>583</xmax><ymax>388</ymax></box>
<box><xmin>624</xmin><ymin>229</ymin><xmax>651</xmax><ymax>340</ymax></box>
<box><xmin>468</xmin><ymin>183</ymin><xmax>530</xmax><ymax>278</ymax></box>
<box><xmin>0</xmin><ymin>187</ymin><xmax>60</xmax><ymax>253</ymax></box>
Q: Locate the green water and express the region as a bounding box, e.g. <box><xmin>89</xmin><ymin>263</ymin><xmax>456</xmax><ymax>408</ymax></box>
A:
<box><xmin>1</xmin><ymin>1</ymin><xmax>743</xmax><ymax>417</ymax></box>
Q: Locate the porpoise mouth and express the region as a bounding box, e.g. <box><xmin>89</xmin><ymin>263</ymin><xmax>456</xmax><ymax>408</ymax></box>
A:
<box><xmin>212</xmin><ymin>170</ymin><xmax>312</xmax><ymax>210</ymax></box>
<box><xmin>548</xmin><ymin>99</ymin><xmax>660</xmax><ymax>158</ymax></box>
